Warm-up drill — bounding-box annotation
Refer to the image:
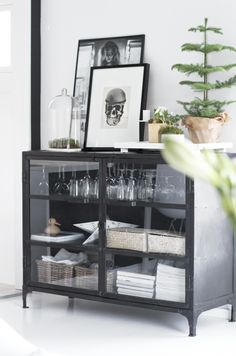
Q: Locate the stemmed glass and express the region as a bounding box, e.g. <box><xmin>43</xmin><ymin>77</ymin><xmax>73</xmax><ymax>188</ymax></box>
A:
<box><xmin>51</xmin><ymin>166</ymin><xmax>69</xmax><ymax>195</ymax></box>
<box><xmin>37</xmin><ymin>165</ymin><xmax>49</xmax><ymax>195</ymax></box>
<box><xmin>126</xmin><ymin>168</ymin><xmax>137</xmax><ymax>201</ymax></box>
<box><xmin>69</xmin><ymin>170</ymin><xmax>78</xmax><ymax>197</ymax></box>
<box><xmin>106</xmin><ymin>163</ymin><xmax>115</xmax><ymax>199</ymax></box>
<box><xmin>91</xmin><ymin>171</ymin><xmax>99</xmax><ymax>199</ymax></box>
<box><xmin>117</xmin><ymin>167</ymin><xmax>126</xmax><ymax>200</ymax></box>
<box><xmin>145</xmin><ymin>170</ymin><xmax>155</xmax><ymax>201</ymax></box>
<box><xmin>137</xmin><ymin>166</ymin><xmax>144</xmax><ymax>200</ymax></box>
<box><xmin>82</xmin><ymin>165</ymin><xmax>92</xmax><ymax>198</ymax></box>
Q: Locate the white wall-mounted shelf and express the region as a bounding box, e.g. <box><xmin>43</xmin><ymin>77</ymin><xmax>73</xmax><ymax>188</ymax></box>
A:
<box><xmin>114</xmin><ymin>141</ymin><xmax>233</xmax><ymax>153</ymax></box>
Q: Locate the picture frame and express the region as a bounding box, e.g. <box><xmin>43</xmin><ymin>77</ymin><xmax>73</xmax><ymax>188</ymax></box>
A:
<box><xmin>72</xmin><ymin>35</ymin><xmax>145</xmax><ymax>146</ymax></box>
<box><xmin>84</xmin><ymin>64</ymin><xmax>150</xmax><ymax>151</ymax></box>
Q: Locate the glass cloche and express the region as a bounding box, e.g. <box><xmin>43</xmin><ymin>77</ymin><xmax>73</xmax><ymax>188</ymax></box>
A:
<box><xmin>48</xmin><ymin>88</ymin><xmax>81</xmax><ymax>151</ymax></box>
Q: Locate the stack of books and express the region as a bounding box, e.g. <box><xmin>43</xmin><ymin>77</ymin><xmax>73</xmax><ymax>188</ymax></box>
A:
<box><xmin>155</xmin><ymin>263</ymin><xmax>185</xmax><ymax>302</ymax></box>
<box><xmin>116</xmin><ymin>271</ymin><xmax>155</xmax><ymax>299</ymax></box>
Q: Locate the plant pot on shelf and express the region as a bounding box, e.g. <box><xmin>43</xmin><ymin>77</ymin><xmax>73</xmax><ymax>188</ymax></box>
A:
<box><xmin>161</xmin><ymin>134</ymin><xmax>185</xmax><ymax>143</ymax></box>
<box><xmin>148</xmin><ymin>123</ymin><xmax>166</xmax><ymax>143</ymax></box>
<box><xmin>182</xmin><ymin>114</ymin><xmax>229</xmax><ymax>144</ymax></box>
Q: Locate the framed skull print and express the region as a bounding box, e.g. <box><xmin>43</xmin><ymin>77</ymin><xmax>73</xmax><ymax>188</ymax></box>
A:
<box><xmin>73</xmin><ymin>35</ymin><xmax>145</xmax><ymax>147</ymax></box>
<box><xmin>84</xmin><ymin>64</ymin><xmax>149</xmax><ymax>150</ymax></box>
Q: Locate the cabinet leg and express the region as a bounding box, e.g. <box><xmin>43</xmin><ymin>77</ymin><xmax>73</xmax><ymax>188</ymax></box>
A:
<box><xmin>185</xmin><ymin>311</ymin><xmax>199</xmax><ymax>337</ymax></box>
<box><xmin>68</xmin><ymin>297</ymin><xmax>74</xmax><ymax>309</ymax></box>
<box><xmin>22</xmin><ymin>289</ymin><xmax>29</xmax><ymax>309</ymax></box>
<box><xmin>230</xmin><ymin>304</ymin><xmax>236</xmax><ymax>322</ymax></box>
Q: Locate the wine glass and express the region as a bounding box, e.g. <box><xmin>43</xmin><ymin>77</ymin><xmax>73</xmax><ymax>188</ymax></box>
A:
<box><xmin>145</xmin><ymin>169</ymin><xmax>155</xmax><ymax>201</ymax></box>
<box><xmin>82</xmin><ymin>166</ymin><xmax>92</xmax><ymax>198</ymax></box>
<box><xmin>37</xmin><ymin>165</ymin><xmax>49</xmax><ymax>195</ymax></box>
<box><xmin>69</xmin><ymin>170</ymin><xmax>79</xmax><ymax>197</ymax></box>
<box><xmin>126</xmin><ymin>168</ymin><xmax>137</xmax><ymax>201</ymax></box>
<box><xmin>106</xmin><ymin>163</ymin><xmax>115</xmax><ymax>199</ymax></box>
<box><xmin>117</xmin><ymin>168</ymin><xmax>126</xmax><ymax>200</ymax></box>
<box><xmin>51</xmin><ymin>166</ymin><xmax>69</xmax><ymax>195</ymax></box>
<box><xmin>137</xmin><ymin>166</ymin><xmax>144</xmax><ymax>200</ymax></box>
<box><xmin>91</xmin><ymin>171</ymin><xmax>99</xmax><ymax>199</ymax></box>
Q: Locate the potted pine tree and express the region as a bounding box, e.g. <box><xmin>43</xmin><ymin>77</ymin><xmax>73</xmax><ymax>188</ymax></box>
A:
<box><xmin>172</xmin><ymin>18</ymin><xmax>236</xmax><ymax>143</ymax></box>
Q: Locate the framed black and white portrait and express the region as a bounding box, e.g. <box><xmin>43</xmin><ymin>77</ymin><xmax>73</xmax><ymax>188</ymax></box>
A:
<box><xmin>73</xmin><ymin>35</ymin><xmax>145</xmax><ymax>146</ymax></box>
<box><xmin>84</xmin><ymin>64</ymin><xmax>149</xmax><ymax>150</ymax></box>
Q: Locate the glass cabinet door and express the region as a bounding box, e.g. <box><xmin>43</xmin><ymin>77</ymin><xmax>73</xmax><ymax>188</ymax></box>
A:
<box><xmin>28</xmin><ymin>159</ymin><xmax>100</xmax><ymax>292</ymax></box>
<box><xmin>104</xmin><ymin>160</ymin><xmax>187</xmax><ymax>304</ymax></box>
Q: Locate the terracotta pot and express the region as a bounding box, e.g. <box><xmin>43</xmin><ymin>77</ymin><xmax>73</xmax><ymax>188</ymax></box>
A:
<box><xmin>182</xmin><ymin>114</ymin><xmax>229</xmax><ymax>143</ymax></box>
<box><xmin>148</xmin><ymin>123</ymin><xmax>166</xmax><ymax>143</ymax></box>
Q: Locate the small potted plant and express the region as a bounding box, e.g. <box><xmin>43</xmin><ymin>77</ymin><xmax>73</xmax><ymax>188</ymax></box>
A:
<box><xmin>148</xmin><ymin>107</ymin><xmax>168</xmax><ymax>143</ymax></box>
<box><xmin>160</xmin><ymin>125</ymin><xmax>184</xmax><ymax>142</ymax></box>
<box><xmin>172</xmin><ymin>18</ymin><xmax>236</xmax><ymax>143</ymax></box>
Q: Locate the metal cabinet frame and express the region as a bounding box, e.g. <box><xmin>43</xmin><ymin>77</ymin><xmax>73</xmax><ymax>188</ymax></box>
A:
<box><xmin>22</xmin><ymin>150</ymin><xmax>236</xmax><ymax>336</ymax></box>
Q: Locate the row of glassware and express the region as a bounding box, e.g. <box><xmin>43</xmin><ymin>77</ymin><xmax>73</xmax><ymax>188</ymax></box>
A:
<box><xmin>36</xmin><ymin>165</ymin><xmax>185</xmax><ymax>203</ymax></box>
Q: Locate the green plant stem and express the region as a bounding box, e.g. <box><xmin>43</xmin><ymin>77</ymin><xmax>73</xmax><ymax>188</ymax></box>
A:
<box><xmin>204</xmin><ymin>18</ymin><xmax>208</xmax><ymax>101</ymax></box>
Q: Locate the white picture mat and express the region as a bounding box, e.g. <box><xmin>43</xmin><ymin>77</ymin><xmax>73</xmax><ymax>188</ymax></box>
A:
<box><xmin>86</xmin><ymin>66</ymin><xmax>145</xmax><ymax>148</ymax></box>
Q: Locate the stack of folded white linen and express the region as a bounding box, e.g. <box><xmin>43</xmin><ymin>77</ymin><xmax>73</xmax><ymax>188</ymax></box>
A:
<box><xmin>155</xmin><ymin>263</ymin><xmax>185</xmax><ymax>302</ymax></box>
<box><xmin>116</xmin><ymin>270</ymin><xmax>155</xmax><ymax>298</ymax></box>
<box><xmin>41</xmin><ymin>248</ymin><xmax>88</xmax><ymax>265</ymax></box>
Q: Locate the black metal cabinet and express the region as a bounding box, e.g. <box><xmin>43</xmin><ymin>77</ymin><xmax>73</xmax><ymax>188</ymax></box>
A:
<box><xmin>22</xmin><ymin>150</ymin><xmax>235</xmax><ymax>336</ymax></box>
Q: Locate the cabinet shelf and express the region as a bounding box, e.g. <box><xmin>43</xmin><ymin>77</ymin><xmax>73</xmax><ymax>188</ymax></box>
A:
<box><xmin>29</xmin><ymin>194</ymin><xmax>99</xmax><ymax>204</ymax></box>
<box><xmin>103</xmin><ymin>292</ymin><xmax>187</xmax><ymax>308</ymax></box>
<box><xmin>104</xmin><ymin>247</ymin><xmax>187</xmax><ymax>261</ymax></box>
<box><xmin>29</xmin><ymin>240</ymin><xmax>98</xmax><ymax>252</ymax></box>
<box><xmin>106</xmin><ymin>198</ymin><xmax>186</xmax><ymax>210</ymax></box>
<box><xmin>29</xmin><ymin>281</ymin><xmax>100</xmax><ymax>296</ymax></box>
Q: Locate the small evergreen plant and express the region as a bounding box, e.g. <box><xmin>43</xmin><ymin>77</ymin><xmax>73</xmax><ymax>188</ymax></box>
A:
<box><xmin>159</xmin><ymin>126</ymin><xmax>183</xmax><ymax>135</ymax></box>
<box><xmin>172</xmin><ymin>18</ymin><xmax>236</xmax><ymax>118</ymax></box>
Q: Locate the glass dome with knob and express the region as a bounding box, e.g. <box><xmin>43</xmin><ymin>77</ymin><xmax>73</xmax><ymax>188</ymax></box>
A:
<box><xmin>48</xmin><ymin>88</ymin><xmax>81</xmax><ymax>151</ymax></box>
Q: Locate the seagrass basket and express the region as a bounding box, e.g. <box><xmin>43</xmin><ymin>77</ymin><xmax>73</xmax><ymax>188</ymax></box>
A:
<box><xmin>106</xmin><ymin>228</ymin><xmax>148</xmax><ymax>252</ymax></box>
<box><xmin>148</xmin><ymin>231</ymin><xmax>185</xmax><ymax>256</ymax></box>
<box><xmin>36</xmin><ymin>260</ymin><xmax>74</xmax><ymax>286</ymax></box>
<box><xmin>74</xmin><ymin>265</ymin><xmax>98</xmax><ymax>290</ymax></box>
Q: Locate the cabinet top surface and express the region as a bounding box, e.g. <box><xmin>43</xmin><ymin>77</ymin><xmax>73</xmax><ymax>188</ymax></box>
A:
<box><xmin>23</xmin><ymin>150</ymin><xmax>164</xmax><ymax>161</ymax></box>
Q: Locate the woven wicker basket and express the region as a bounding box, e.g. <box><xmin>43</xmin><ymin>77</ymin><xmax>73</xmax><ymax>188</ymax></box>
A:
<box><xmin>74</xmin><ymin>265</ymin><xmax>98</xmax><ymax>290</ymax></box>
<box><xmin>148</xmin><ymin>232</ymin><xmax>185</xmax><ymax>256</ymax></box>
<box><xmin>107</xmin><ymin>228</ymin><xmax>148</xmax><ymax>252</ymax></box>
<box><xmin>36</xmin><ymin>260</ymin><xmax>74</xmax><ymax>286</ymax></box>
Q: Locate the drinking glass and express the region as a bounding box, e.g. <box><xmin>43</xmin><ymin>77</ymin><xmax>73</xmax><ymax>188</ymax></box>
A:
<box><xmin>69</xmin><ymin>170</ymin><xmax>79</xmax><ymax>197</ymax></box>
<box><xmin>116</xmin><ymin>168</ymin><xmax>126</xmax><ymax>200</ymax></box>
<box><xmin>37</xmin><ymin>165</ymin><xmax>49</xmax><ymax>195</ymax></box>
<box><xmin>51</xmin><ymin>166</ymin><xmax>69</xmax><ymax>195</ymax></box>
<box><xmin>106</xmin><ymin>163</ymin><xmax>115</xmax><ymax>199</ymax></box>
<box><xmin>82</xmin><ymin>167</ymin><xmax>92</xmax><ymax>198</ymax></box>
<box><xmin>126</xmin><ymin>169</ymin><xmax>137</xmax><ymax>201</ymax></box>
<box><xmin>137</xmin><ymin>167</ymin><xmax>144</xmax><ymax>200</ymax></box>
<box><xmin>91</xmin><ymin>172</ymin><xmax>99</xmax><ymax>199</ymax></box>
<box><xmin>145</xmin><ymin>170</ymin><xmax>155</xmax><ymax>201</ymax></box>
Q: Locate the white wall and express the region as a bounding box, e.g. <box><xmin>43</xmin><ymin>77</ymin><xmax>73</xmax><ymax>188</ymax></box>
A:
<box><xmin>0</xmin><ymin>0</ymin><xmax>30</xmax><ymax>286</ymax></box>
<box><xmin>41</xmin><ymin>0</ymin><xmax>236</xmax><ymax>150</ymax></box>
